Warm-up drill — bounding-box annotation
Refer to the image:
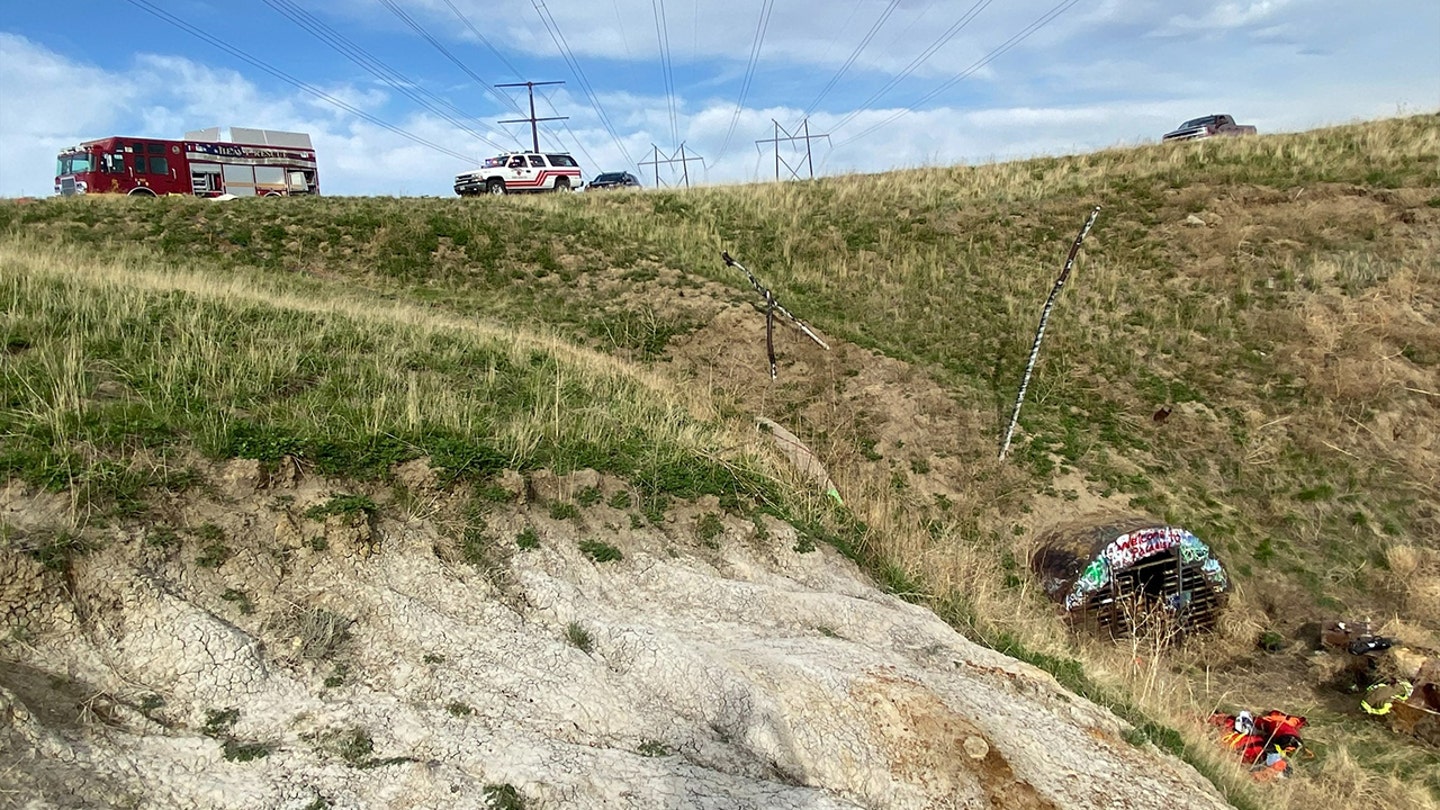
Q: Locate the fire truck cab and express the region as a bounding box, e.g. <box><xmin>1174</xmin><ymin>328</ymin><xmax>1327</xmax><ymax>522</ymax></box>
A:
<box><xmin>55</xmin><ymin>127</ymin><xmax>319</xmax><ymax>198</ymax></box>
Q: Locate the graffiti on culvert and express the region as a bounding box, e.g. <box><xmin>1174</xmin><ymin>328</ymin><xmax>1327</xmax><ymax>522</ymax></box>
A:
<box><xmin>1063</xmin><ymin>527</ymin><xmax>1229</xmax><ymax>611</ymax></box>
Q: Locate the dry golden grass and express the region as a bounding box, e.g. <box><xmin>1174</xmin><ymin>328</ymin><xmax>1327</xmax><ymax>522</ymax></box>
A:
<box><xmin>5</xmin><ymin>113</ymin><xmax>1438</xmax><ymax>808</ymax></box>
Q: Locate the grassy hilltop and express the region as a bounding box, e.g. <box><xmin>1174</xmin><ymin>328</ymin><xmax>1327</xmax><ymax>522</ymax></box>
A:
<box><xmin>2</xmin><ymin>113</ymin><xmax>1438</xmax><ymax>808</ymax></box>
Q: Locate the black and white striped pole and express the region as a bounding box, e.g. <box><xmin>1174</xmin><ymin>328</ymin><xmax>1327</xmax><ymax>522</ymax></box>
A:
<box><xmin>999</xmin><ymin>206</ymin><xmax>1101</xmax><ymax>461</ymax></box>
<box><xmin>722</xmin><ymin>251</ymin><xmax>830</xmax><ymax>379</ymax></box>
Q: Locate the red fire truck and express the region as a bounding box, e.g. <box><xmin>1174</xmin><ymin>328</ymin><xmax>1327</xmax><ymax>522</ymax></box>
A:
<box><xmin>54</xmin><ymin>126</ymin><xmax>319</xmax><ymax>197</ymax></box>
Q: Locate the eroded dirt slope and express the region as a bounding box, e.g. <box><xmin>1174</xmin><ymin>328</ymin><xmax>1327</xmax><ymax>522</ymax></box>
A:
<box><xmin>1</xmin><ymin>462</ymin><xmax>1225</xmax><ymax>810</ymax></box>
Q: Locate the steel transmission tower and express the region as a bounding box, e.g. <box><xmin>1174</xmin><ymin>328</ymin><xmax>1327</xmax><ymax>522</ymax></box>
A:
<box><xmin>755</xmin><ymin>118</ymin><xmax>830</xmax><ymax>181</ymax></box>
<box><xmin>496</xmin><ymin>80</ymin><xmax>568</xmax><ymax>152</ymax></box>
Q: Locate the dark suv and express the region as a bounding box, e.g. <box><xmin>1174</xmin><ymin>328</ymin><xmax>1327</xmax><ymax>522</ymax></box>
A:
<box><xmin>588</xmin><ymin>171</ymin><xmax>641</xmax><ymax>190</ymax></box>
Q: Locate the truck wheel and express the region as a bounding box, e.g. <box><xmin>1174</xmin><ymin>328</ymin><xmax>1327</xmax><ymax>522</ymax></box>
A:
<box><xmin>553</xmin><ymin>177</ymin><xmax>571</xmax><ymax>192</ymax></box>
<box><xmin>127</xmin><ymin>188</ymin><xmax>157</xmax><ymax>197</ymax></box>
<box><xmin>486</xmin><ymin>179</ymin><xmax>506</xmax><ymax>196</ymax></box>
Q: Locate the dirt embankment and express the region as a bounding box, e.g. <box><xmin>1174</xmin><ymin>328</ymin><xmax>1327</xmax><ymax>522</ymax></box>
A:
<box><xmin>1</xmin><ymin>461</ymin><xmax>1227</xmax><ymax>810</ymax></box>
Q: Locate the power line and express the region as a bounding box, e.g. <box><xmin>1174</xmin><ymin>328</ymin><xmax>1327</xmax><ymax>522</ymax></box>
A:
<box><xmin>375</xmin><ymin>0</ymin><xmax>524</xmax><ymax>120</ymax></box>
<box><xmin>120</xmin><ymin>0</ymin><xmax>475</xmax><ymax>163</ymax></box>
<box><xmin>825</xmin><ymin>0</ymin><xmax>995</xmax><ymax>135</ymax></box>
<box><xmin>260</xmin><ymin>0</ymin><xmax>511</xmax><ymax>153</ymax></box>
<box><xmin>651</xmin><ymin>0</ymin><xmax>679</xmax><ymax>144</ymax></box>
<box><xmin>436</xmin><ymin>1</ymin><xmax>601</xmax><ymax>170</ymax></box>
<box><xmin>715</xmin><ymin>0</ymin><xmax>775</xmax><ymax>164</ymax></box>
<box><xmin>832</xmin><ymin>0</ymin><xmax>1082</xmax><ymax>150</ymax></box>
<box><xmin>441</xmin><ymin>0</ymin><xmax>525</xmax><ymax>80</ymax></box>
<box><xmin>796</xmin><ymin>0</ymin><xmax>903</xmax><ymax>124</ymax></box>
<box><xmin>529</xmin><ymin>0</ymin><xmax>638</xmax><ymax>172</ymax></box>
<box><xmin>377</xmin><ymin>0</ymin><xmax>596</xmax><ymax>167</ymax></box>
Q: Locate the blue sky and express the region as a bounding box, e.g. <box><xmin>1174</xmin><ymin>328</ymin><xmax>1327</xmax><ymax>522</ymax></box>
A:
<box><xmin>1</xmin><ymin>0</ymin><xmax>1437</xmax><ymax>197</ymax></box>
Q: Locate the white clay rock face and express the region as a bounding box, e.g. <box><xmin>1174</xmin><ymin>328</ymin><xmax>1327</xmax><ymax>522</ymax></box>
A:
<box><xmin>0</xmin><ymin>465</ymin><xmax>1229</xmax><ymax>809</ymax></box>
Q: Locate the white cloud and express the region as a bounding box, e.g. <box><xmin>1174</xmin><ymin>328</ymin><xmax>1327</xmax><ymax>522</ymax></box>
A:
<box><xmin>0</xmin><ymin>34</ymin><xmax>137</xmax><ymax>196</ymax></box>
<box><xmin>1163</xmin><ymin>1</ymin><xmax>1294</xmax><ymax>34</ymax></box>
<box><xmin>1</xmin><ymin>1</ymin><xmax>1436</xmax><ymax>197</ymax></box>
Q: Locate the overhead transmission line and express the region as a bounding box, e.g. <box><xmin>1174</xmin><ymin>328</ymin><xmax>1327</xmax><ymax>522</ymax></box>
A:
<box><xmin>529</xmin><ymin>0</ymin><xmax>639</xmax><ymax>172</ymax></box>
<box><xmin>440</xmin><ymin>0</ymin><xmax>525</xmax><ymax>78</ymax></box>
<box><xmin>715</xmin><ymin>0</ymin><xmax>775</xmax><ymax>164</ymax></box>
<box><xmin>832</xmin><ymin>0</ymin><xmax>1083</xmax><ymax>149</ymax></box>
<box><xmin>824</xmin><ymin>0</ymin><xmax>995</xmax><ymax>135</ymax></box>
<box><xmin>795</xmin><ymin>0</ymin><xmax>903</xmax><ymax>125</ymax></box>
<box><xmin>651</xmin><ymin>0</ymin><xmax>679</xmax><ymax>144</ymax></box>
<box><xmin>374</xmin><ymin>0</ymin><xmax>528</xmax><ymax>122</ymax></box>
<box><xmin>434</xmin><ymin>0</ymin><xmax>599</xmax><ymax>168</ymax></box>
<box><xmin>259</xmin><ymin>0</ymin><xmax>511</xmax><ymax>154</ymax></box>
<box><xmin>121</xmin><ymin>0</ymin><xmax>475</xmax><ymax>163</ymax></box>
<box><xmin>381</xmin><ymin>0</ymin><xmax>579</xmax><ymax>160</ymax></box>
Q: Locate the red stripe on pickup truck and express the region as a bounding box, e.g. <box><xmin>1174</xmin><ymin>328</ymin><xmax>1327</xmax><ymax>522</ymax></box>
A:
<box><xmin>502</xmin><ymin>169</ymin><xmax>581</xmax><ymax>189</ymax></box>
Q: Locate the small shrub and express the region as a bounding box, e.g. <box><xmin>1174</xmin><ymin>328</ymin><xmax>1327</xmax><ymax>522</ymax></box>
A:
<box><xmin>323</xmin><ymin>663</ymin><xmax>349</xmax><ymax>688</ymax></box>
<box><xmin>306</xmin><ymin>493</ymin><xmax>379</xmax><ymax>522</ymax></box>
<box><xmin>220</xmin><ymin>588</ymin><xmax>255</xmax><ymax>615</ymax></box>
<box><xmin>607</xmin><ymin>490</ymin><xmax>632</xmax><ymax>510</ymax></box>
<box><xmin>308</xmin><ymin>726</ymin><xmax>375</xmax><ymax>767</ymax></box>
<box><xmin>577</xmin><ymin>486</ymin><xmax>602</xmax><ymax>507</ymax></box>
<box><xmin>223</xmin><ymin>739</ymin><xmax>274</xmax><ymax>762</ymax></box>
<box><xmin>483</xmin><ymin>784</ymin><xmax>527</xmax><ymax>810</ymax></box>
<box><xmin>196</xmin><ymin>523</ymin><xmax>225</xmax><ymax>542</ymax></box>
<box><xmin>751</xmin><ymin>514</ymin><xmax>771</xmax><ymax>542</ymax></box>
<box><xmin>859</xmin><ymin>437</ymin><xmax>883</xmax><ymax>461</ymax></box>
<box><xmin>1257</xmin><ymin>630</ymin><xmax>1285</xmax><ymax>653</ymax></box>
<box><xmin>695</xmin><ymin>513</ymin><xmax>724</xmax><ymax>547</ymax></box>
<box><xmin>640</xmin><ymin>493</ymin><xmax>668</xmax><ymax>525</ymax></box>
<box><xmin>474</xmin><ymin>480</ymin><xmax>515</xmax><ymax>503</ymax></box>
<box><xmin>335</xmin><ymin>728</ymin><xmax>374</xmax><ymax>766</ymax></box>
<box><xmin>423</xmin><ymin>653</ymin><xmax>446</xmax><ymax>664</ymax></box>
<box><xmin>515</xmin><ymin>526</ymin><xmax>540</xmax><ymax>550</ymax></box>
<box><xmin>565</xmin><ymin>621</ymin><xmax>594</xmax><ymax>653</ymax></box>
<box><xmin>196</xmin><ymin>542</ymin><xmax>233</xmax><ymax>569</ymax></box>
<box><xmin>1121</xmin><ymin>726</ymin><xmax>1150</xmax><ymax>749</ymax></box>
<box><xmin>446</xmin><ymin>701</ymin><xmax>474</xmax><ymax>717</ymax></box>
<box><xmin>145</xmin><ymin>525</ymin><xmax>180</xmax><ymax>549</ymax></box>
<box><xmin>549</xmin><ymin>502</ymin><xmax>580</xmax><ymax>521</ymax></box>
<box><xmin>273</xmin><ymin>607</ymin><xmax>354</xmax><ymax>661</ymax></box>
<box><xmin>461</xmin><ymin>524</ymin><xmax>495</xmax><ymax>566</ymax></box>
<box><xmin>1254</xmin><ymin>538</ymin><xmax>1276</xmax><ymax>564</ymax></box>
<box><xmin>637</xmin><ymin>739</ymin><xmax>669</xmax><ymax>757</ymax></box>
<box><xmin>202</xmin><ymin>707</ymin><xmax>240</xmax><ymax>738</ymax></box>
<box><xmin>578</xmin><ymin>539</ymin><xmax>622</xmax><ymax>563</ymax></box>
<box><xmin>26</xmin><ymin>531</ymin><xmax>95</xmax><ymax>573</ymax></box>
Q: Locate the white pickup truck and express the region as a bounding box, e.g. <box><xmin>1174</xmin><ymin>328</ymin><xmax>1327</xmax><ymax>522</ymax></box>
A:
<box><xmin>454</xmin><ymin>152</ymin><xmax>583</xmax><ymax>195</ymax></box>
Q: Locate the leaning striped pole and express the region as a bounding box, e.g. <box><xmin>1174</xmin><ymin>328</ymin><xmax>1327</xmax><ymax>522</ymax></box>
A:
<box><xmin>999</xmin><ymin>205</ymin><xmax>1101</xmax><ymax>461</ymax></box>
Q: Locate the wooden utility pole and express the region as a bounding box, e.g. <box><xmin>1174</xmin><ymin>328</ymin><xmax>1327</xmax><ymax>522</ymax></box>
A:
<box><xmin>496</xmin><ymin>80</ymin><xmax>568</xmax><ymax>152</ymax></box>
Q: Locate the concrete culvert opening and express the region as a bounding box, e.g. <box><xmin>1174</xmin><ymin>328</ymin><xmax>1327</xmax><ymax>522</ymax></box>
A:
<box><xmin>1032</xmin><ymin>516</ymin><xmax>1231</xmax><ymax>639</ymax></box>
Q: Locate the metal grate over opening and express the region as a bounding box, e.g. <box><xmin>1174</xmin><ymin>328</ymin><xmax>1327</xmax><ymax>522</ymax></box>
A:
<box><xmin>1031</xmin><ymin>518</ymin><xmax>1231</xmax><ymax>641</ymax></box>
<box><xmin>1074</xmin><ymin>547</ymin><xmax>1226</xmax><ymax>639</ymax></box>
